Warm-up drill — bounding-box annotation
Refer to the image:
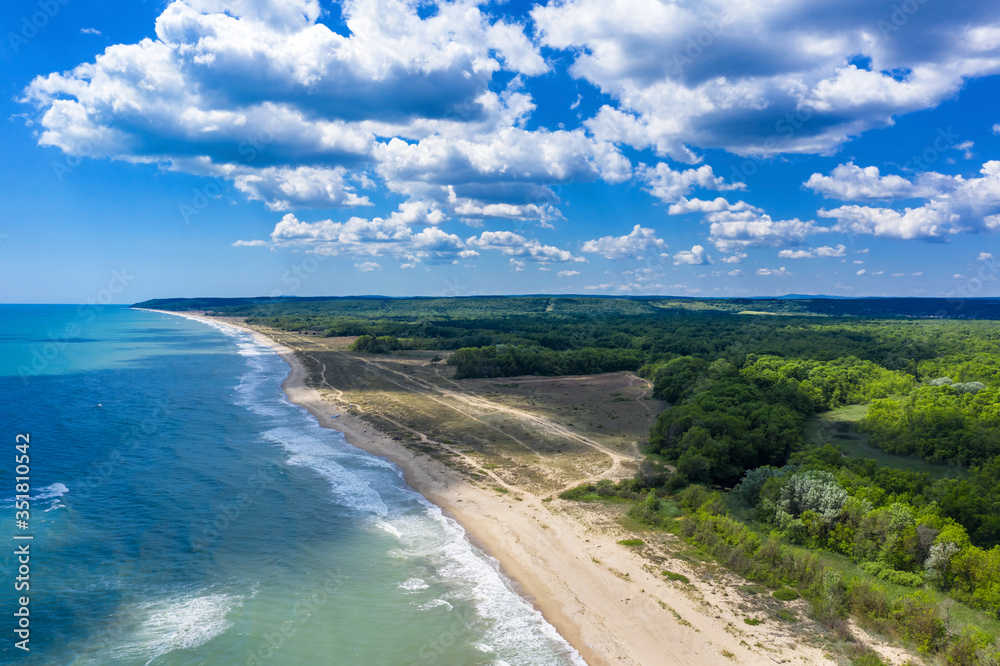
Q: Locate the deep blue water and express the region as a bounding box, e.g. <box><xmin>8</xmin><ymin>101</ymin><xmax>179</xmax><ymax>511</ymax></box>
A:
<box><xmin>0</xmin><ymin>305</ymin><xmax>582</xmax><ymax>665</ymax></box>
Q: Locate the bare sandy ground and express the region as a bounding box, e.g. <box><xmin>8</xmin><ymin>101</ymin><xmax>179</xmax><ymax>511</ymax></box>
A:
<box><xmin>142</xmin><ymin>309</ymin><xmax>909</xmax><ymax>666</ymax></box>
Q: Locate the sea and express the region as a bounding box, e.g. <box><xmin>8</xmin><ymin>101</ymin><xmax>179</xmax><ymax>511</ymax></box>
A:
<box><xmin>0</xmin><ymin>305</ymin><xmax>584</xmax><ymax>665</ymax></box>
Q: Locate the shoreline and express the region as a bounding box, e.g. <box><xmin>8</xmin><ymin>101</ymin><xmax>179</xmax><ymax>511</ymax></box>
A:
<box><xmin>143</xmin><ymin>309</ymin><xmax>598</xmax><ymax>663</ymax></box>
<box><xmin>140</xmin><ymin>308</ymin><xmax>828</xmax><ymax>666</ymax></box>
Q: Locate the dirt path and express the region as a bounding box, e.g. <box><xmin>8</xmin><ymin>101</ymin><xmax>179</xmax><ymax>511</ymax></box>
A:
<box><xmin>318</xmin><ymin>350</ymin><xmax>635</xmax><ymax>488</ymax></box>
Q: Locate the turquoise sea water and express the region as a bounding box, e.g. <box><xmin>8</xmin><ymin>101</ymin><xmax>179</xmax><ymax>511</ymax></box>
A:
<box><xmin>0</xmin><ymin>305</ymin><xmax>583</xmax><ymax>665</ymax></box>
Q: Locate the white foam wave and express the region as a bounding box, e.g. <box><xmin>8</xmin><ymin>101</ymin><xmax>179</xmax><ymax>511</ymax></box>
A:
<box><xmin>377</xmin><ymin>500</ymin><xmax>587</xmax><ymax>666</ymax></box>
<box><xmin>106</xmin><ymin>591</ymin><xmax>242</xmax><ymax>664</ymax></box>
<box><xmin>377</xmin><ymin>521</ymin><xmax>403</xmax><ymax>538</ymax></box>
<box><xmin>419</xmin><ymin>598</ymin><xmax>453</xmax><ymax>611</ymax></box>
<box><xmin>2</xmin><ymin>482</ymin><xmax>70</xmax><ymax>509</ymax></box>
<box><xmin>399</xmin><ymin>578</ymin><xmax>429</xmax><ymax>592</ymax></box>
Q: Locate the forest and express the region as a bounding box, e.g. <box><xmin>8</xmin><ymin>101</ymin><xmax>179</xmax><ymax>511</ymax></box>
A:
<box><xmin>135</xmin><ymin>295</ymin><xmax>1000</xmax><ymax>663</ymax></box>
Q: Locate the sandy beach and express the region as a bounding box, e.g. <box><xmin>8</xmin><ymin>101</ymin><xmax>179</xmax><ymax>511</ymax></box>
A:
<box><xmin>145</xmin><ymin>309</ymin><xmax>871</xmax><ymax>666</ymax></box>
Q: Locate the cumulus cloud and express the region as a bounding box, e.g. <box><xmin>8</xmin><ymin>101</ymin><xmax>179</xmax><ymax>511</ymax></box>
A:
<box><xmin>354</xmin><ymin>261</ymin><xmax>381</xmax><ymax>272</ymax></box>
<box><xmin>979</xmin><ymin>252</ymin><xmax>994</xmax><ymax>261</ymax></box>
<box><xmin>757</xmin><ymin>266</ymin><xmax>791</xmax><ymax>276</ymax></box>
<box><xmin>232</xmin><ymin>239</ymin><xmax>267</xmax><ymax>247</ymax></box>
<box><xmin>533</xmin><ymin>0</ymin><xmax>1000</xmax><ymax>160</ymax></box>
<box><xmin>719</xmin><ymin>251</ymin><xmax>747</xmax><ymax>264</ymax></box>
<box><xmin>816</xmin><ymin>161</ymin><xmax>1000</xmax><ymax>239</ymax></box>
<box><xmin>469</xmin><ymin>230</ymin><xmax>584</xmax><ymax>263</ymax></box>
<box><xmin>233</xmin><ymin>166</ymin><xmax>372</xmax><ymax>210</ymax></box>
<box><xmin>558</xmin><ymin>270</ymin><xmax>581</xmax><ymax>277</ymax></box>
<box><xmin>703</xmin><ymin>202</ymin><xmax>828</xmax><ymax>252</ymax></box>
<box><xmin>778</xmin><ymin>244</ymin><xmax>846</xmax><ymax>259</ymax></box>
<box><xmin>805</xmin><ymin>163</ymin><xmax>947</xmax><ymax>201</ymax></box>
<box><xmin>636</xmin><ymin>162</ymin><xmax>743</xmax><ymax>204</ymax></box>
<box><xmin>672</xmin><ymin>245</ymin><xmax>711</xmax><ymax>265</ymax></box>
<box><xmin>19</xmin><ymin>0</ymin><xmax>625</xmax><ymax>221</ymax></box>
<box><xmin>581</xmin><ymin>224</ymin><xmax>668</xmax><ymax>259</ymax></box>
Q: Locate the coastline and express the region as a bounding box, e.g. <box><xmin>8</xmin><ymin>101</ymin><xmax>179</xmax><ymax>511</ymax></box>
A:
<box><xmin>141</xmin><ymin>308</ymin><xmax>830</xmax><ymax>666</ymax></box>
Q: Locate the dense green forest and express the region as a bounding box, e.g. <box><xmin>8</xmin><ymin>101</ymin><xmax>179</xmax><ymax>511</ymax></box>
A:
<box><xmin>136</xmin><ymin>295</ymin><xmax>1000</xmax><ymax>662</ymax></box>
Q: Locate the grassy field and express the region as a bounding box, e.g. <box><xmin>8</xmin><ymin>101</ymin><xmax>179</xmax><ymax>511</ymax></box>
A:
<box><xmin>805</xmin><ymin>404</ymin><xmax>968</xmax><ymax>479</ymax></box>
<box><xmin>238</xmin><ymin>321</ymin><xmax>665</xmax><ymax>496</ymax></box>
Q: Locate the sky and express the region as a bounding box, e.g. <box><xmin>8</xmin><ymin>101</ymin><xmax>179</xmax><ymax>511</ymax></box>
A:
<box><xmin>2</xmin><ymin>0</ymin><xmax>1000</xmax><ymax>304</ymax></box>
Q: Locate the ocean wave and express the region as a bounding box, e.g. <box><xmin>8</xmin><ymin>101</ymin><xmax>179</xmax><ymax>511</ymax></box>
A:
<box><xmin>2</xmin><ymin>482</ymin><xmax>70</xmax><ymax>511</ymax></box>
<box><xmin>378</xmin><ymin>500</ymin><xmax>587</xmax><ymax>666</ymax></box>
<box><xmin>265</xmin><ymin>427</ymin><xmax>390</xmax><ymax>518</ymax></box>
<box><xmin>399</xmin><ymin>577</ymin><xmax>429</xmax><ymax>592</ymax></box>
<box><xmin>418</xmin><ymin>598</ymin><xmax>453</xmax><ymax>611</ymax></box>
<box><xmin>104</xmin><ymin>590</ymin><xmax>243</xmax><ymax>665</ymax></box>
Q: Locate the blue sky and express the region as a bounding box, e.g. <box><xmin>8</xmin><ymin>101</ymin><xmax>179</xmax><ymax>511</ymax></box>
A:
<box><xmin>2</xmin><ymin>0</ymin><xmax>1000</xmax><ymax>303</ymax></box>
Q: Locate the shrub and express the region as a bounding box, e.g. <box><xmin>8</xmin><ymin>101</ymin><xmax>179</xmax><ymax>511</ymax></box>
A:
<box><xmin>773</xmin><ymin>587</ymin><xmax>799</xmax><ymax>601</ymax></box>
<box><xmin>618</xmin><ymin>539</ymin><xmax>644</xmax><ymax>547</ymax></box>
<box><xmin>862</xmin><ymin>561</ymin><xmax>925</xmax><ymax>588</ymax></box>
<box><xmin>734</xmin><ymin>466</ymin><xmax>782</xmax><ymax>507</ymax></box>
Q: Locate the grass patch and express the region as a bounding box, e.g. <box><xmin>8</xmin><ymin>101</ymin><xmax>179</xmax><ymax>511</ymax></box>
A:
<box><xmin>805</xmin><ymin>405</ymin><xmax>966</xmax><ymax>480</ymax></box>
<box><xmin>492</xmin><ymin>486</ymin><xmax>509</xmax><ymax>494</ymax></box>
<box><xmin>617</xmin><ymin>538</ymin><xmax>644</xmax><ymax>547</ymax></box>
<box><xmin>740</xmin><ymin>585</ymin><xmax>766</xmax><ymax>596</ymax></box>
<box><xmin>661</xmin><ymin>571</ymin><xmax>690</xmax><ymax>584</ymax></box>
<box><xmin>743</xmin><ymin>617</ymin><xmax>762</xmax><ymax>626</ymax></box>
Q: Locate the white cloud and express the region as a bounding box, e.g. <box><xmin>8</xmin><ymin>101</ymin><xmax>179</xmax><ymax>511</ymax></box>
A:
<box><xmin>533</xmin><ymin>0</ymin><xmax>1000</xmax><ymax>159</ymax></box>
<box><xmin>719</xmin><ymin>251</ymin><xmax>747</xmax><ymax>264</ymax></box>
<box><xmin>637</xmin><ymin>163</ymin><xmax>743</xmax><ymax>204</ymax></box>
<box><xmin>581</xmin><ymin>224</ymin><xmax>668</xmax><ymax>259</ymax></box>
<box><xmin>469</xmin><ymin>230</ymin><xmax>584</xmax><ymax>263</ymax></box>
<box><xmin>778</xmin><ymin>249</ymin><xmax>814</xmax><ymax>259</ymax></box>
<box><xmin>233</xmin><ymin>166</ymin><xmax>372</xmax><ymax>210</ymax></box>
<box><xmin>672</xmin><ymin>245</ymin><xmax>711</xmax><ymax>265</ymax></box>
<box><xmin>558</xmin><ymin>270</ymin><xmax>581</xmax><ymax>277</ymax></box>
<box><xmin>354</xmin><ymin>261</ymin><xmax>382</xmax><ymax>272</ymax></box>
<box><xmin>267</xmin><ymin>210</ymin><xmax>475</xmax><ymax>265</ymax></box>
<box><xmin>978</xmin><ymin>252</ymin><xmax>994</xmax><ymax>261</ymax></box>
<box><xmin>232</xmin><ymin>239</ymin><xmax>267</xmax><ymax>247</ymax></box>
<box><xmin>778</xmin><ymin>244</ymin><xmax>846</xmax><ymax>259</ymax></box>
<box><xmin>757</xmin><ymin>267</ymin><xmax>791</xmax><ymax>276</ymax></box>
<box><xmin>80</xmin><ymin>27</ymin><xmax>101</xmax><ymax>35</ymax></box>
<box><xmin>668</xmin><ymin>197</ymin><xmax>756</xmax><ymax>216</ymax></box>
<box><xmin>705</xmin><ymin>202</ymin><xmax>828</xmax><ymax>252</ymax></box>
<box><xmin>805</xmin><ymin>163</ymin><xmax>947</xmax><ymax>201</ymax></box>
<box><xmin>510</xmin><ymin>258</ymin><xmax>525</xmax><ymax>272</ymax></box>
<box><xmin>857</xmin><ymin>269</ymin><xmax>867</xmax><ymax>275</ymax></box>
<box><xmin>727</xmin><ymin>269</ymin><xmax>742</xmax><ymax>276</ymax></box>
<box><xmin>813</xmin><ymin>161</ymin><xmax>1000</xmax><ymax>239</ymax></box>
<box><xmin>20</xmin><ymin>0</ymin><xmax>617</xmax><ymax>222</ymax></box>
